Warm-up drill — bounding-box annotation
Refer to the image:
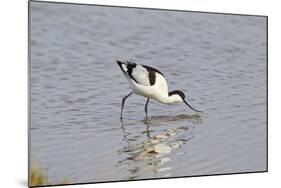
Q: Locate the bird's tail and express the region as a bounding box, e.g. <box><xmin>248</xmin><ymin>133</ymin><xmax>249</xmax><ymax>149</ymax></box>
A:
<box><xmin>116</xmin><ymin>60</ymin><xmax>128</xmax><ymax>74</ymax></box>
<box><xmin>116</xmin><ymin>60</ymin><xmax>137</xmax><ymax>74</ymax></box>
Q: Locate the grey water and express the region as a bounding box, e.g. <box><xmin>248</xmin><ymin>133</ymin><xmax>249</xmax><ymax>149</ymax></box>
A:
<box><xmin>29</xmin><ymin>2</ymin><xmax>267</xmax><ymax>185</ymax></box>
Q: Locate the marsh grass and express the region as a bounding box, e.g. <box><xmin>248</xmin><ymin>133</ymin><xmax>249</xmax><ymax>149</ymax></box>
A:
<box><xmin>30</xmin><ymin>164</ymin><xmax>69</xmax><ymax>187</ymax></box>
<box><xmin>30</xmin><ymin>165</ymin><xmax>48</xmax><ymax>186</ymax></box>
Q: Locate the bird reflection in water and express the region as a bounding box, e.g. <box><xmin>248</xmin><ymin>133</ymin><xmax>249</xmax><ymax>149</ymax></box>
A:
<box><xmin>117</xmin><ymin>113</ymin><xmax>202</xmax><ymax>179</ymax></box>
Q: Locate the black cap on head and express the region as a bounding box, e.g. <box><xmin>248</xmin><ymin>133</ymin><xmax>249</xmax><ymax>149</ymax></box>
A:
<box><xmin>168</xmin><ymin>90</ymin><xmax>185</xmax><ymax>100</ymax></box>
<box><xmin>169</xmin><ymin>90</ymin><xmax>202</xmax><ymax>113</ymax></box>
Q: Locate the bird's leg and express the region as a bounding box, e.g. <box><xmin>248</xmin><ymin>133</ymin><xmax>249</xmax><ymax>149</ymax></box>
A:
<box><xmin>120</xmin><ymin>92</ymin><xmax>133</xmax><ymax>120</ymax></box>
<box><xmin>144</xmin><ymin>98</ymin><xmax>150</xmax><ymax>118</ymax></box>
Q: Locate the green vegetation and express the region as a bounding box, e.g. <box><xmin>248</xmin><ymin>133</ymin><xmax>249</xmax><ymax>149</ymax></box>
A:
<box><xmin>30</xmin><ymin>164</ymin><xmax>69</xmax><ymax>187</ymax></box>
<box><xmin>30</xmin><ymin>165</ymin><xmax>48</xmax><ymax>186</ymax></box>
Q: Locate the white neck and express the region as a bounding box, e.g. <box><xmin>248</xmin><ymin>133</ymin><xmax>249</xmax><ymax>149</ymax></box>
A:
<box><xmin>156</xmin><ymin>94</ymin><xmax>183</xmax><ymax>104</ymax></box>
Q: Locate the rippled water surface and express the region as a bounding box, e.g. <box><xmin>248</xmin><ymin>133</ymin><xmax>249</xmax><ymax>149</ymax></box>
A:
<box><xmin>30</xmin><ymin>2</ymin><xmax>267</xmax><ymax>184</ymax></box>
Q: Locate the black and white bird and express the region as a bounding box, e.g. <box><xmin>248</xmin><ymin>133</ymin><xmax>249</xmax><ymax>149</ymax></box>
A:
<box><xmin>116</xmin><ymin>60</ymin><xmax>202</xmax><ymax>119</ymax></box>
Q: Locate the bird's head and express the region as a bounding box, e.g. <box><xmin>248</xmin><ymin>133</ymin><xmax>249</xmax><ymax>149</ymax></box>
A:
<box><xmin>168</xmin><ymin>90</ymin><xmax>186</xmax><ymax>102</ymax></box>
<box><xmin>168</xmin><ymin>90</ymin><xmax>202</xmax><ymax>113</ymax></box>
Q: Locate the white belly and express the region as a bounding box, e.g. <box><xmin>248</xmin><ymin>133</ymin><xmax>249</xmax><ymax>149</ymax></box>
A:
<box><xmin>129</xmin><ymin>79</ymin><xmax>154</xmax><ymax>97</ymax></box>
<box><xmin>126</xmin><ymin>72</ymin><xmax>169</xmax><ymax>104</ymax></box>
<box><xmin>128</xmin><ymin>80</ymin><xmax>168</xmax><ymax>103</ymax></box>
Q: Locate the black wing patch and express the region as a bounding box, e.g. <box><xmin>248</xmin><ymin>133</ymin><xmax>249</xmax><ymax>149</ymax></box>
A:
<box><xmin>142</xmin><ymin>65</ymin><xmax>164</xmax><ymax>86</ymax></box>
<box><xmin>148</xmin><ymin>71</ymin><xmax>156</xmax><ymax>85</ymax></box>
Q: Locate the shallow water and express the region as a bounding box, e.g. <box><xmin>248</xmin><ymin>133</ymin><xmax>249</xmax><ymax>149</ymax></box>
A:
<box><xmin>30</xmin><ymin>2</ymin><xmax>267</xmax><ymax>184</ymax></box>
